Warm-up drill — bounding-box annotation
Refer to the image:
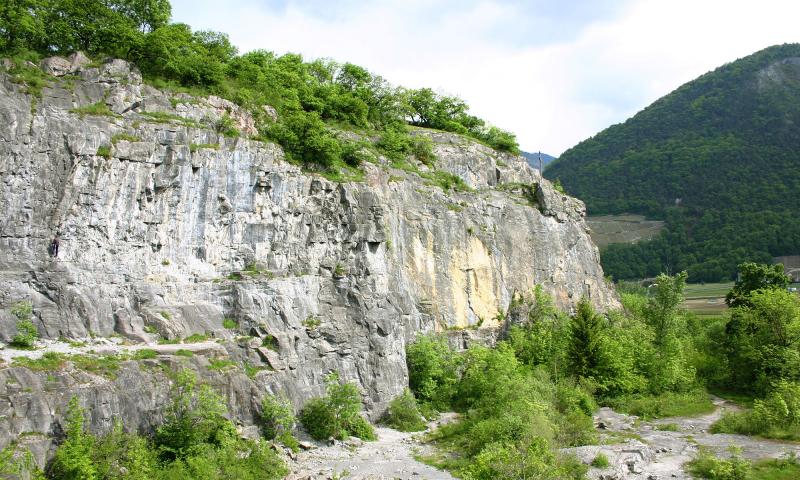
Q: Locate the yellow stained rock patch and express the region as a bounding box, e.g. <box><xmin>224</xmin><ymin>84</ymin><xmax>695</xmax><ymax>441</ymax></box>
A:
<box><xmin>448</xmin><ymin>236</ymin><xmax>500</xmax><ymax>328</ymax></box>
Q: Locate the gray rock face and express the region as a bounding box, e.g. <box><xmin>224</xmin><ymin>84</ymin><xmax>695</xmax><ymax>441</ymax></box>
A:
<box><xmin>0</xmin><ymin>56</ymin><xmax>617</xmax><ymax>463</ymax></box>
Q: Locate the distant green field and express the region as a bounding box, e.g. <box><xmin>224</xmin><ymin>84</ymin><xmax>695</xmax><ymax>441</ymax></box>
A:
<box><xmin>683</xmin><ymin>282</ymin><xmax>734</xmax><ymax>299</ymax></box>
<box><xmin>681</xmin><ymin>282</ymin><xmax>800</xmax><ymax>316</ymax></box>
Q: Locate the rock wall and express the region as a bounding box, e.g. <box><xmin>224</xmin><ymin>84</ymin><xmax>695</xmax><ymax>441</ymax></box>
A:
<box><xmin>0</xmin><ymin>56</ymin><xmax>617</xmax><ymax>462</ymax></box>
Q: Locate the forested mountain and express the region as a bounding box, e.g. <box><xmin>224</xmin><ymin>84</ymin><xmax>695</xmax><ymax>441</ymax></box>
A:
<box><xmin>546</xmin><ymin>44</ymin><xmax>800</xmax><ymax>282</ymax></box>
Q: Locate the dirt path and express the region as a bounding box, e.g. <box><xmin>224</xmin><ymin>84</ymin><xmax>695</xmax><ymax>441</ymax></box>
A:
<box><xmin>567</xmin><ymin>396</ymin><xmax>800</xmax><ymax>479</ymax></box>
<box><xmin>286</xmin><ymin>416</ymin><xmax>457</xmax><ymax>480</ymax></box>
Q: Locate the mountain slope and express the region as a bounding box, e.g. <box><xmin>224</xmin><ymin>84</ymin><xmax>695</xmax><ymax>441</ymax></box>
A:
<box><xmin>546</xmin><ymin>44</ymin><xmax>800</xmax><ymax>281</ymax></box>
<box><xmin>522</xmin><ymin>151</ymin><xmax>556</xmax><ymax>170</ymax></box>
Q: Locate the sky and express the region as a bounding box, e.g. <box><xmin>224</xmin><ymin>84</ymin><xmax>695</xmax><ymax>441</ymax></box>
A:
<box><xmin>171</xmin><ymin>0</ymin><xmax>800</xmax><ymax>156</ymax></box>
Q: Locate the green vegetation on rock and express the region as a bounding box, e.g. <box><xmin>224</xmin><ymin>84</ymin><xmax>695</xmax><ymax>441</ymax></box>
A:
<box><xmin>0</xmin><ymin>0</ymin><xmax>519</xmax><ymax>182</ymax></box>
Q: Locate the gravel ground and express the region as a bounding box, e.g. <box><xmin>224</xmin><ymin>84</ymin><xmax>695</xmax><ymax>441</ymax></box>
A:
<box><xmin>286</xmin><ymin>415</ymin><xmax>458</xmax><ymax>480</ymax></box>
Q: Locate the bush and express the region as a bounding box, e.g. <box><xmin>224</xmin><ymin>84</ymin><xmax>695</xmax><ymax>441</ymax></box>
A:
<box><xmin>686</xmin><ymin>447</ymin><xmax>750</xmax><ymax>480</ymax></box>
<box><xmin>411</xmin><ymin>136</ymin><xmax>435</xmax><ymax>165</ymax></box>
<box><xmin>299</xmin><ymin>372</ymin><xmax>376</xmax><ymax>441</ymax></box>
<box><xmin>383</xmin><ymin>389</ymin><xmax>427</xmax><ymax>432</ymax></box>
<box><xmin>406</xmin><ymin>334</ymin><xmax>461</xmax><ymax>411</ymax></box>
<box><xmin>711</xmin><ymin>380</ymin><xmax>800</xmax><ymax>440</ymax></box>
<box><xmin>49</xmin><ymin>397</ymin><xmax>97</xmax><ymax>480</ymax></box>
<box><xmin>10</xmin><ymin>301</ymin><xmax>37</xmax><ymax>349</ymax></box>
<box><xmin>261</xmin><ymin>394</ymin><xmax>297</xmax><ymax>449</ymax></box>
<box><xmin>376</xmin><ymin>126</ymin><xmax>412</xmax><ymax>161</ymax></box>
<box><xmin>155</xmin><ymin>370</ymin><xmax>237</xmax><ymax>461</ymax></box>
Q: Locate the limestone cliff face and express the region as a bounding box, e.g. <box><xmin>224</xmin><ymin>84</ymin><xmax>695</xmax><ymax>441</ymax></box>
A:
<box><xmin>0</xmin><ymin>56</ymin><xmax>616</xmax><ymax>460</ymax></box>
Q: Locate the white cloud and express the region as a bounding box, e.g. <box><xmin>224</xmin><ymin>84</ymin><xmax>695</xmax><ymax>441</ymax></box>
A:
<box><xmin>172</xmin><ymin>0</ymin><xmax>800</xmax><ymax>155</ymax></box>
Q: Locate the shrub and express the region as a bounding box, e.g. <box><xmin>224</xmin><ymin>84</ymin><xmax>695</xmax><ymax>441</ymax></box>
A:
<box><xmin>383</xmin><ymin>389</ymin><xmax>427</xmax><ymax>432</ymax></box>
<box><xmin>411</xmin><ymin>136</ymin><xmax>435</xmax><ymax>165</ymax></box>
<box><xmin>686</xmin><ymin>447</ymin><xmax>750</xmax><ymax>480</ymax></box>
<box><xmin>155</xmin><ymin>370</ymin><xmax>237</xmax><ymax>460</ymax></box>
<box><xmin>341</xmin><ymin>141</ymin><xmax>373</xmax><ymax>167</ymax></box>
<box><xmin>406</xmin><ymin>334</ymin><xmax>461</xmax><ymax>411</ymax></box>
<box><xmin>49</xmin><ymin>397</ymin><xmax>97</xmax><ymax>479</ymax></box>
<box><xmin>376</xmin><ymin>126</ymin><xmax>413</xmax><ymax>161</ymax></box>
<box><xmin>711</xmin><ymin>380</ymin><xmax>800</xmax><ymax>440</ymax></box>
<box><xmin>475</xmin><ymin>126</ymin><xmax>520</xmax><ymax>155</ymax></box>
<box><xmin>48</xmin><ymin>372</ymin><xmax>287</xmax><ymax>479</ymax></box>
<box><xmin>215</xmin><ymin>114</ymin><xmax>240</xmax><ymax>137</ymax></box>
<box><xmin>261</xmin><ymin>394</ymin><xmax>298</xmax><ymax>450</ymax></box>
<box><xmin>10</xmin><ymin>301</ymin><xmax>37</xmax><ymax>349</ymax></box>
<box><xmin>299</xmin><ymin>372</ymin><xmax>375</xmax><ymax>441</ymax></box>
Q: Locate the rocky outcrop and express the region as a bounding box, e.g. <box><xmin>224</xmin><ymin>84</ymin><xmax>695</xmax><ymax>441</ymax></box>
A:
<box><xmin>0</xmin><ymin>56</ymin><xmax>617</xmax><ymax>463</ymax></box>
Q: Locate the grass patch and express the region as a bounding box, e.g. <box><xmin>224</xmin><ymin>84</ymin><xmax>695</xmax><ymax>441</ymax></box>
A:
<box><xmin>12</xmin><ymin>352</ymin><xmax>66</xmax><ymax>371</ymax></box>
<box><xmin>189</xmin><ymin>143</ymin><xmax>219</xmax><ymax>153</ymax></box>
<box><xmin>262</xmin><ymin>335</ymin><xmax>279</xmax><ymax>350</ymax></box>
<box><xmin>71</xmin><ymin>101</ymin><xmax>115</xmax><ymax>117</ymax></box>
<box><xmin>302</xmin><ymin>316</ymin><xmax>321</xmax><ymax>330</ymax></box>
<box><xmin>183</xmin><ymin>333</ymin><xmax>209</xmax><ymax>343</ymax></box>
<box><xmin>208</xmin><ymin>358</ymin><xmax>237</xmax><ymax>372</ymax></box>
<box><xmin>133</xmin><ymin>349</ymin><xmax>158</xmax><ymax>360</ymax></box>
<box><xmin>419</xmin><ymin>170</ymin><xmax>471</xmax><ymax>192</ymax></box>
<box><xmin>591</xmin><ymin>453</ymin><xmax>609</xmax><ymax>468</ymax></box>
<box><xmin>751</xmin><ymin>457</ymin><xmax>800</xmax><ymax>480</ymax></box>
<box><xmin>333</xmin><ymin>263</ymin><xmax>346</xmax><ymax>277</ymax></box>
<box><xmin>6</xmin><ymin>55</ymin><xmax>50</xmax><ymax>98</ymax></box>
<box><xmin>655</xmin><ymin>422</ymin><xmax>680</xmax><ymax>431</ymax></box>
<box><xmin>96</xmin><ymin>144</ymin><xmax>112</xmax><ymax>158</ymax></box>
<box><xmin>604</xmin><ymin>390</ymin><xmax>714</xmax><ymax>419</ymax></box>
<box><xmin>682</xmin><ymin>282</ymin><xmax>735</xmax><ymax>299</ymax></box>
<box><xmin>157</xmin><ymin>337</ymin><xmax>180</xmax><ymax>345</ymax></box>
<box><xmin>175</xmin><ymin>349</ymin><xmax>194</xmax><ymax>357</ymax></box>
<box><xmin>111</xmin><ymin>132</ymin><xmax>140</xmax><ymax>143</ymax></box>
<box><xmin>159</xmin><ymin>311</ymin><xmax>171</xmax><ymax>320</ymax></box>
<box><xmin>222</xmin><ymin>318</ymin><xmax>238</xmax><ymax>329</ymax></box>
<box><xmin>243</xmin><ymin>362</ymin><xmax>271</xmax><ymax>378</ymax></box>
<box><xmin>139</xmin><ymin>110</ymin><xmax>201</xmax><ymax>127</ymax></box>
<box><xmin>69</xmin><ymin>354</ymin><xmax>123</xmax><ymax>379</ymax></box>
<box><xmin>711</xmin><ymin>410</ymin><xmax>800</xmax><ymax>441</ymax></box>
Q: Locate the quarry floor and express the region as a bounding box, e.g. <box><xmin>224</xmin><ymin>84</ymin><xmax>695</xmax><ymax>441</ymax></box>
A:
<box><xmin>287</xmin><ymin>397</ymin><xmax>800</xmax><ymax>480</ymax></box>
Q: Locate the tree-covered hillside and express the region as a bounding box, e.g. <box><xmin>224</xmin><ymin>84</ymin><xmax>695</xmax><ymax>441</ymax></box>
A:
<box><xmin>546</xmin><ymin>44</ymin><xmax>800</xmax><ymax>282</ymax></box>
<box><xmin>0</xmin><ymin>0</ymin><xmax>519</xmax><ymax>175</ymax></box>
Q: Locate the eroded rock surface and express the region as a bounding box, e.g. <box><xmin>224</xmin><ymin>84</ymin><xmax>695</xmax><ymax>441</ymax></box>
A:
<box><xmin>0</xmin><ymin>56</ymin><xmax>617</xmax><ymax>464</ymax></box>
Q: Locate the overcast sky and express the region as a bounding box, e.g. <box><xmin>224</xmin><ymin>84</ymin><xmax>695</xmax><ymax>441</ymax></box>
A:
<box><xmin>171</xmin><ymin>0</ymin><xmax>800</xmax><ymax>156</ymax></box>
